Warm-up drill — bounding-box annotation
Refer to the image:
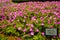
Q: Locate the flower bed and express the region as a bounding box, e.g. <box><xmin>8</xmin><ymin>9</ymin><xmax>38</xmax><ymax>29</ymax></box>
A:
<box><xmin>0</xmin><ymin>1</ymin><xmax>60</xmax><ymax>40</ymax></box>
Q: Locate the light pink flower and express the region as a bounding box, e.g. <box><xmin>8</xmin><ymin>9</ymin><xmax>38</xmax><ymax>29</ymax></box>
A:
<box><xmin>23</xmin><ymin>29</ymin><xmax>26</xmax><ymax>32</ymax></box>
<box><xmin>36</xmin><ymin>20</ymin><xmax>38</xmax><ymax>23</ymax></box>
<box><xmin>30</xmin><ymin>32</ymin><xmax>34</xmax><ymax>36</ymax></box>
<box><xmin>53</xmin><ymin>12</ymin><xmax>59</xmax><ymax>15</ymax></box>
<box><xmin>49</xmin><ymin>16</ymin><xmax>52</xmax><ymax>19</ymax></box>
<box><xmin>9</xmin><ymin>13</ymin><xmax>12</xmax><ymax>16</ymax></box>
<box><xmin>35</xmin><ymin>12</ymin><xmax>38</xmax><ymax>14</ymax></box>
<box><xmin>53</xmin><ymin>17</ymin><xmax>57</xmax><ymax>20</ymax></box>
<box><xmin>40</xmin><ymin>17</ymin><xmax>44</xmax><ymax>21</ymax></box>
<box><xmin>36</xmin><ymin>29</ymin><xmax>39</xmax><ymax>32</ymax></box>
<box><xmin>17</xmin><ymin>4</ymin><xmax>20</xmax><ymax>7</ymax></box>
<box><xmin>30</xmin><ymin>28</ymin><xmax>33</xmax><ymax>32</ymax></box>
<box><xmin>26</xmin><ymin>24</ymin><xmax>29</xmax><ymax>26</ymax></box>
<box><xmin>31</xmin><ymin>16</ymin><xmax>36</xmax><ymax>21</ymax></box>
<box><xmin>24</xmin><ymin>16</ymin><xmax>27</xmax><ymax>19</ymax></box>
<box><xmin>41</xmin><ymin>23</ymin><xmax>44</xmax><ymax>26</ymax></box>
<box><xmin>18</xmin><ymin>27</ymin><xmax>21</xmax><ymax>30</ymax></box>
<box><xmin>30</xmin><ymin>24</ymin><xmax>34</xmax><ymax>28</ymax></box>
<box><xmin>23</xmin><ymin>20</ymin><xmax>25</xmax><ymax>22</ymax></box>
<box><xmin>1</xmin><ymin>25</ymin><xmax>6</xmax><ymax>28</ymax></box>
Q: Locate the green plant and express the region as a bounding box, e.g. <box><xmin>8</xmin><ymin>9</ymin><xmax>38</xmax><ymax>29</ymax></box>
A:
<box><xmin>0</xmin><ymin>36</ymin><xmax>7</xmax><ymax>40</ymax></box>
<box><xmin>12</xmin><ymin>0</ymin><xmax>29</xmax><ymax>3</ymax></box>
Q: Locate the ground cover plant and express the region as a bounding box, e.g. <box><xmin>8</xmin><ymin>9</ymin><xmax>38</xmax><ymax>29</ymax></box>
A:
<box><xmin>0</xmin><ymin>0</ymin><xmax>60</xmax><ymax>40</ymax></box>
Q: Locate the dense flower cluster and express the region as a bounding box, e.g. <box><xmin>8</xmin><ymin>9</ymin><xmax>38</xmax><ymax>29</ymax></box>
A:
<box><xmin>0</xmin><ymin>1</ymin><xmax>60</xmax><ymax>40</ymax></box>
<box><xmin>0</xmin><ymin>0</ymin><xmax>10</xmax><ymax>3</ymax></box>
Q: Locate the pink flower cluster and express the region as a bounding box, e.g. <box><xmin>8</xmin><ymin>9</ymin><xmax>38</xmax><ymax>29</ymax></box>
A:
<box><xmin>0</xmin><ymin>1</ymin><xmax>60</xmax><ymax>39</ymax></box>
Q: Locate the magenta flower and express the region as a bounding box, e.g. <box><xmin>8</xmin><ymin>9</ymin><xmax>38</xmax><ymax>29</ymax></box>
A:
<box><xmin>41</xmin><ymin>10</ymin><xmax>47</xmax><ymax>14</ymax></box>
<box><xmin>18</xmin><ymin>11</ymin><xmax>23</xmax><ymax>17</ymax></box>
<box><xmin>58</xmin><ymin>22</ymin><xmax>60</xmax><ymax>24</ymax></box>
<box><xmin>0</xmin><ymin>1</ymin><xmax>60</xmax><ymax>39</ymax></box>
<box><xmin>55</xmin><ymin>22</ymin><xmax>60</xmax><ymax>24</ymax></box>
<box><xmin>59</xmin><ymin>34</ymin><xmax>60</xmax><ymax>38</ymax></box>
<box><xmin>57</xmin><ymin>15</ymin><xmax>60</xmax><ymax>18</ymax></box>
<box><xmin>41</xmin><ymin>32</ymin><xmax>44</xmax><ymax>36</ymax></box>
<box><xmin>0</xmin><ymin>15</ymin><xmax>5</xmax><ymax>20</ymax></box>
<box><xmin>11</xmin><ymin>16</ymin><xmax>15</xmax><ymax>20</ymax></box>
<box><xmin>14</xmin><ymin>12</ymin><xmax>17</xmax><ymax>18</ymax></box>
<box><xmin>9</xmin><ymin>18</ymin><xmax>14</xmax><ymax>23</ymax></box>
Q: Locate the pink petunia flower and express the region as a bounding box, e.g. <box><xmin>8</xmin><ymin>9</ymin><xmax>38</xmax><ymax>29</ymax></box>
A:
<box><xmin>23</xmin><ymin>29</ymin><xmax>26</xmax><ymax>32</ymax></box>
<box><xmin>18</xmin><ymin>11</ymin><xmax>23</xmax><ymax>17</ymax></box>
<box><xmin>41</xmin><ymin>32</ymin><xmax>44</xmax><ymax>36</ymax></box>
<box><xmin>18</xmin><ymin>27</ymin><xmax>21</xmax><ymax>30</ymax></box>
<box><xmin>30</xmin><ymin>24</ymin><xmax>34</xmax><ymax>28</ymax></box>
<box><xmin>53</xmin><ymin>12</ymin><xmax>59</xmax><ymax>15</ymax></box>
<box><xmin>30</xmin><ymin>28</ymin><xmax>33</xmax><ymax>32</ymax></box>
<box><xmin>59</xmin><ymin>34</ymin><xmax>60</xmax><ymax>38</ymax></box>
<box><xmin>24</xmin><ymin>16</ymin><xmax>27</xmax><ymax>19</ymax></box>
<box><xmin>36</xmin><ymin>29</ymin><xmax>39</xmax><ymax>32</ymax></box>
<box><xmin>17</xmin><ymin>38</ymin><xmax>22</xmax><ymax>40</ymax></box>
<box><xmin>41</xmin><ymin>23</ymin><xmax>44</xmax><ymax>26</ymax></box>
<box><xmin>57</xmin><ymin>15</ymin><xmax>60</xmax><ymax>18</ymax></box>
<box><xmin>31</xmin><ymin>16</ymin><xmax>36</xmax><ymax>21</ymax></box>
<box><xmin>30</xmin><ymin>32</ymin><xmax>34</xmax><ymax>36</ymax></box>
<box><xmin>40</xmin><ymin>17</ymin><xmax>44</xmax><ymax>21</ymax></box>
<box><xmin>53</xmin><ymin>17</ymin><xmax>57</xmax><ymax>20</ymax></box>
<box><xmin>55</xmin><ymin>22</ymin><xmax>60</xmax><ymax>24</ymax></box>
